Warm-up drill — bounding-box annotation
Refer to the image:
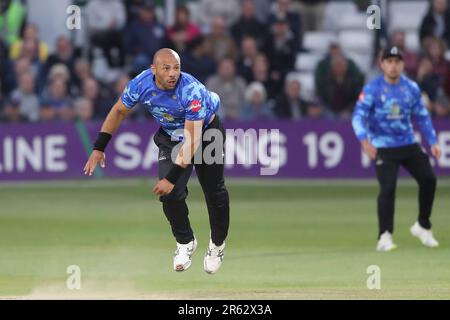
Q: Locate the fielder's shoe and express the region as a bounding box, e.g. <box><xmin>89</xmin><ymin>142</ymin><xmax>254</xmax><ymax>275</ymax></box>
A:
<box><xmin>376</xmin><ymin>231</ymin><xmax>397</xmax><ymax>252</ymax></box>
<box><xmin>204</xmin><ymin>239</ymin><xmax>225</xmax><ymax>274</ymax></box>
<box><xmin>173</xmin><ymin>237</ymin><xmax>197</xmax><ymax>272</ymax></box>
<box><xmin>410</xmin><ymin>222</ymin><xmax>439</xmax><ymax>248</ymax></box>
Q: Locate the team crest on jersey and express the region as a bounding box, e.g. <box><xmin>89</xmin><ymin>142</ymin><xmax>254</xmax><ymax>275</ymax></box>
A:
<box><xmin>189</xmin><ymin>100</ymin><xmax>202</xmax><ymax>113</ymax></box>
<box><xmin>387</xmin><ymin>103</ymin><xmax>403</xmax><ymax>120</ymax></box>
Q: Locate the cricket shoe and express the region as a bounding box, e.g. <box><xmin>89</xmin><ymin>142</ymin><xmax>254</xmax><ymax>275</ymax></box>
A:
<box><xmin>173</xmin><ymin>237</ymin><xmax>197</xmax><ymax>271</ymax></box>
<box><xmin>204</xmin><ymin>239</ymin><xmax>225</xmax><ymax>274</ymax></box>
<box><xmin>376</xmin><ymin>231</ymin><xmax>397</xmax><ymax>252</ymax></box>
<box><xmin>410</xmin><ymin>222</ymin><xmax>439</xmax><ymax>248</ymax></box>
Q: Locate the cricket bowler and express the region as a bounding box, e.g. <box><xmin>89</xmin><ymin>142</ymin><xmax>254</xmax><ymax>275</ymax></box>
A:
<box><xmin>83</xmin><ymin>48</ymin><xmax>230</xmax><ymax>273</ymax></box>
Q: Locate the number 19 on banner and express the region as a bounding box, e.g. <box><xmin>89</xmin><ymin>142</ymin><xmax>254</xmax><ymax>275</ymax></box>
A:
<box><xmin>303</xmin><ymin>132</ymin><xmax>344</xmax><ymax>168</ymax></box>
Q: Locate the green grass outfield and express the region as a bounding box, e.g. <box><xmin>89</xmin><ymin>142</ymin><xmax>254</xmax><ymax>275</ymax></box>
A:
<box><xmin>1</xmin><ymin>178</ymin><xmax>450</xmax><ymax>299</ymax></box>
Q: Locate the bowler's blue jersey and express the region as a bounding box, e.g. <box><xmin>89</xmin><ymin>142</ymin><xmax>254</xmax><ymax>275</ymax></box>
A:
<box><xmin>121</xmin><ymin>69</ymin><xmax>220</xmax><ymax>141</ymax></box>
<box><xmin>352</xmin><ymin>75</ymin><xmax>437</xmax><ymax>148</ymax></box>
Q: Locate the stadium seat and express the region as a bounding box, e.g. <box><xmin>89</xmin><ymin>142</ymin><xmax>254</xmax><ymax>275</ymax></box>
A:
<box><xmin>339</xmin><ymin>30</ymin><xmax>374</xmax><ymax>55</ymax></box>
<box><xmin>295</xmin><ymin>53</ymin><xmax>323</xmax><ymax>72</ymax></box>
<box><xmin>155</xmin><ymin>6</ymin><xmax>165</xmax><ymax>24</ymax></box>
<box><xmin>186</xmin><ymin>1</ymin><xmax>202</xmax><ymax>25</ymax></box>
<box><xmin>345</xmin><ymin>51</ymin><xmax>373</xmax><ymax>74</ymax></box>
<box><xmin>389</xmin><ymin>0</ymin><xmax>429</xmax><ymax>32</ymax></box>
<box><xmin>336</xmin><ymin>13</ymin><xmax>368</xmax><ymax>30</ymax></box>
<box><xmin>405</xmin><ymin>31</ymin><xmax>420</xmax><ymax>52</ymax></box>
<box><xmin>27</xmin><ymin>0</ymin><xmax>72</xmax><ymax>53</ymax></box>
<box><xmin>303</xmin><ymin>31</ymin><xmax>338</xmax><ymax>53</ymax></box>
<box><xmin>445</xmin><ymin>50</ymin><xmax>450</xmax><ymax>62</ymax></box>
<box><xmin>321</xmin><ymin>1</ymin><xmax>358</xmax><ymax>31</ymax></box>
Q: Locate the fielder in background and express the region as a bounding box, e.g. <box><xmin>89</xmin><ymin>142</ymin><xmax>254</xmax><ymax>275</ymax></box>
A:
<box><xmin>352</xmin><ymin>46</ymin><xmax>442</xmax><ymax>252</ymax></box>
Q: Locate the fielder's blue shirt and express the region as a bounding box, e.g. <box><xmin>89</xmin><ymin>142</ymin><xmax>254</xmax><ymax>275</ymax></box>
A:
<box><xmin>121</xmin><ymin>69</ymin><xmax>220</xmax><ymax>141</ymax></box>
<box><xmin>352</xmin><ymin>75</ymin><xmax>437</xmax><ymax>148</ymax></box>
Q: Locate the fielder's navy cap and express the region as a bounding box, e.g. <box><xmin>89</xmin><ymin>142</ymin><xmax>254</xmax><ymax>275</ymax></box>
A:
<box><xmin>382</xmin><ymin>46</ymin><xmax>404</xmax><ymax>60</ymax></box>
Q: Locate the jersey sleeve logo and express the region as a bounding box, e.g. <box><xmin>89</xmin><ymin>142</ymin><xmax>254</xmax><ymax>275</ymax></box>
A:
<box><xmin>358</xmin><ymin>92</ymin><xmax>365</xmax><ymax>101</ymax></box>
<box><xmin>188</xmin><ymin>100</ymin><xmax>202</xmax><ymax>113</ymax></box>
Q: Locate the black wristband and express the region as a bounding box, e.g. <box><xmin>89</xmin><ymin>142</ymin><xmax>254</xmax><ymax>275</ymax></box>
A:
<box><xmin>165</xmin><ymin>164</ymin><xmax>185</xmax><ymax>184</ymax></box>
<box><xmin>93</xmin><ymin>132</ymin><xmax>112</xmax><ymax>152</ymax></box>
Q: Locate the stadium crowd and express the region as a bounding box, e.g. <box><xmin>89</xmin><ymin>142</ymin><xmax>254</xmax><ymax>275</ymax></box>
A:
<box><xmin>1</xmin><ymin>0</ymin><xmax>450</xmax><ymax>123</ymax></box>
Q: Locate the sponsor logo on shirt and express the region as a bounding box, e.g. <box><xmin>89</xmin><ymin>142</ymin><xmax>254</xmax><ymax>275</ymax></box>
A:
<box><xmin>358</xmin><ymin>92</ymin><xmax>365</xmax><ymax>101</ymax></box>
<box><xmin>189</xmin><ymin>100</ymin><xmax>202</xmax><ymax>113</ymax></box>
